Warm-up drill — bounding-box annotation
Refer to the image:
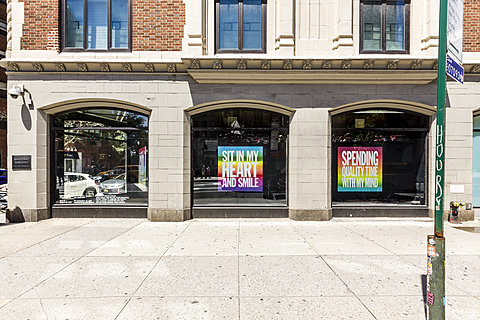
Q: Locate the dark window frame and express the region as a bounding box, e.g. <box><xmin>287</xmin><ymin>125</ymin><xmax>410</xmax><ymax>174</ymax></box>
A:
<box><xmin>215</xmin><ymin>0</ymin><xmax>267</xmax><ymax>54</ymax></box>
<box><xmin>360</xmin><ymin>0</ymin><xmax>410</xmax><ymax>54</ymax></box>
<box><xmin>61</xmin><ymin>0</ymin><xmax>132</xmax><ymax>52</ymax></box>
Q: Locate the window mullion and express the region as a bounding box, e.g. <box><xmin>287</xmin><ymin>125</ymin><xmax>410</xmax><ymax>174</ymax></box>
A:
<box><xmin>382</xmin><ymin>1</ymin><xmax>386</xmax><ymax>52</ymax></box>
<box><xmin>108</xmin><ymin>0</ymin><xmax>111</xmax><ymax>50</ymax></box>
<box><xmin>83</xmin><ymin>0</ymin><xmax>87</xmax><ymax>50</ymax></box>
<box><xmin>239</xmin><ymin>0</ymin><xmax>243</xmax><ymax>50</ymax></box>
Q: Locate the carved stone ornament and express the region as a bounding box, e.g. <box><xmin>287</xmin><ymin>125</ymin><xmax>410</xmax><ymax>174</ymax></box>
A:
<box><xmin>302</xmin><ymin>59</ymin><xmax>312</xmax><ymax>70</ymax></box>
<box><xmin>55</xmin><ymin>63</ymin><xmax>66</xmax><ymax>72</ymax></box>
<box><xmin>78</xmin><ymin>63</ymin><xmax>88</xmax><ymax>72</ymax></box>
<box><xmin>322</xmin><ymin>60</ymin><xmax>332</xmax><ymax>69</ymax></box>
<box><xmin>283</xmin><ymin>59</ymin><xmax>293</xmax><ymax>70</ymax></box>
<box><xmin>7</xmin><ymin>62</ymin><xmax>19</xmax><ymax>71</ymax></box>
<box><xmin>341</xmin><ymin>60</ymin><xmax>352</xmax><ymax>69</ymax></box>
<box><xmin>167</xmin><ymin>63</ymin><xmax>177</xmax><ymax>73</ymax></box>
<box><xmin>237</xmin><ymin>59</ymin><xmax>247</xmax><ymax>70</ymax></box>
<box><xmin>411</xmin><ymin>59</ymin><xmax>423</xmax><ymax>70</ymax></box>
<box><xmin>122</xmin><ymin>63</ymin><xmax>132</xmax><ymax>72</ymax></box>
<box><xmin>212</xmin><ymin>59</ymin><xmax>223</xmax><ymax>69</ymax></box>
<box><xmin>144</xmin><ymin>63</ymin><xmax>154</xmax><ymax>72</ymax></box>
<box><xmin>433</xmin><ymin>61</ymin><xmax>439</xmax><ymax>70</ymax></box>
<box><xmin>32</xmin><ymin>63</ymin><xmax>43</xmax><ymax>72</ymax></box>
<box><xmin>471</xmin><ymin>65</ymin><xmax>480</xmax><ymax>74</ymax></box>
<box><xmin>363</xmin><ymin>59</ymin><xmax>374</xmax><ymax>69</ymax></box>
<box><xmin>190</xmin><ymin>59</ymin><xmax>200</xmax><ymax>69</ymax></box>
<box><xmin>100</xmin><ymin>63</ymin><xmax>110</xmax><ymax>72</ymax></box>
<box><xmin>387</xmin><ymin>60</ymin><xmax>399</xmax><ymax>70</ymax></box>
<box><xmin>261</xmin><ymin>59</ymin><xmax>271</xmax><ymax>70</ymax></box>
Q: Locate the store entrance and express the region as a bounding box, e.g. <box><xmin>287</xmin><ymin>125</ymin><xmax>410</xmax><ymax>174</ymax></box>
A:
<box><xmin>191</xmin><ymin>108</ymin><xmax>289</xmax><ymax>218</ymax></box>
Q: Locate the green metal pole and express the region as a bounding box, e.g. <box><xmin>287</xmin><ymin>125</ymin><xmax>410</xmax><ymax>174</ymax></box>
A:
<box><xmin>429</xmin><ymin>0</ymin><xmax>448</xmax><ymax>318</ymax></box>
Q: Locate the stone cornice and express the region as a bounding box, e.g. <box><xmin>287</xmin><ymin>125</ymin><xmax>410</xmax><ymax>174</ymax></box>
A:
<box><xmin>2</xmin><ymin>57</ymin><xmax>480</xmax><ymax>84</ymax></box>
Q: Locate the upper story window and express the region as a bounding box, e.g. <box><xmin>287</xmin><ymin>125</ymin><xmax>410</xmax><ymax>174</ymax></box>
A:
<box><xmin>360</xmin><ymin>0</ymin><xmax>409</xmax><ymax>54</ymax></box>
<box><xmin>216</xmin><ymin>0</ymin><xmax>266</xmax><ymax>53</ymax></box>
<box><xmin>62</xmin><ymin>0</ymin><xmax>131</xmax><ymax>51</ymax></box>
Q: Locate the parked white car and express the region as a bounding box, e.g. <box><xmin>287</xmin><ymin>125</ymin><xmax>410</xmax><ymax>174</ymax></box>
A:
<box><xmin>64</xmin><ymin>173</ymin><xmax>99</xmax><ymax>198</ymax></box>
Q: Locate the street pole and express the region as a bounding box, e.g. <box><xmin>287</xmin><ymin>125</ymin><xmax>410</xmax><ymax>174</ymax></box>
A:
<box><xmin>428</xmin><ymin>0</ymin><xmax>448</xmax><ymax>318</ymax></box>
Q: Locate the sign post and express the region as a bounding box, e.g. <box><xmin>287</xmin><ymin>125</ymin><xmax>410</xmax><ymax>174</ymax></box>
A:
<box><xmin>428</xmin><ymin>0</ymin><xmax>463</xmax><ymax>318</ymax></box>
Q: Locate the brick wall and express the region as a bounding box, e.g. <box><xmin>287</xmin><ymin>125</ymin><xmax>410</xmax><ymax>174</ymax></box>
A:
<box><xmin>20</xmin><ymin>0</ymin><xmax>186</xmax><ymax>52</ymax></box>
<box><xmin>20</xmin><ymin>0</ymin><xmax>59</xmax><ymax>51</ymax></box>
<box><xmin>132</xmin><ymin>0</ymin><xmax>185</xmax><ymax>51</ymax></box>
<box><xmin>464</xmin><ymin>0</ymin><xmax>480</xmax><ymax>52</ymax></box>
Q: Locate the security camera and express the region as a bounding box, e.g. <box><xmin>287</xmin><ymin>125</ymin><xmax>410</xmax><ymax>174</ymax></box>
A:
<box><xmin>8</xmin><ymin>84</ymin><xmax>24</xmax><ymax>99</ymax></box>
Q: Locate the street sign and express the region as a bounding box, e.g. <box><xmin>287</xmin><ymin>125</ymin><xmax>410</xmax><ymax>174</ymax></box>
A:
<box><xmin>447</xmin><ymin>0</ymin><xmax>464</xmax><ymax>63</ymax></box>
<box><xmin>446</xmin><ymin>54</ymin><xmax>464</xmax><ymax>84</ymax></box>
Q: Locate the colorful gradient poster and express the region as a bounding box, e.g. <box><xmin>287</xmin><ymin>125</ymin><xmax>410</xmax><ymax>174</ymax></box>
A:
<box><xmin>218</xmin><ymin>146</ymin><xmax>263</xmax><ymax>192</ymax></box>
<box><xmin>338</xmin><ymin>147</ymin><xmax>383</xmax><ymax>192</ymax></box>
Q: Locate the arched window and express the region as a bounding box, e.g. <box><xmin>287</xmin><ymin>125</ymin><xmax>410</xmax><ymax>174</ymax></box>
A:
<box><xmin>332</xmin><ymin>108</ymin><xmax>428</xmax><ymax>206</ymax></box>
<box><xmin>52</xmin><ymin>108</ymin><xmax>148</xmax><ymax>206</ymax></box>
<box><xmin>191</xmin><ymin>108</ymin><xmax>288</xmax><ymax>211</ymax></box>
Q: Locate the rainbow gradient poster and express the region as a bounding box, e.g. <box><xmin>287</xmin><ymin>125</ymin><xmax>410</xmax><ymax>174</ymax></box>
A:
<box><xmin>218</xmin><ymin>146</ymin><xmax>263</xmax><ymax>192</ymax></box>
<box><xmin>338</xmin><ymin>147</ymin><xmax>382</xmax><ymax>192</ymax></box>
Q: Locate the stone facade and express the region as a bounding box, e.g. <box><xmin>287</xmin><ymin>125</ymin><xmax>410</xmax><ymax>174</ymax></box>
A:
<box><xmin>2</xmin><ymin>0</ymin><xmax>480</xmax><ymax>222</ymax></box>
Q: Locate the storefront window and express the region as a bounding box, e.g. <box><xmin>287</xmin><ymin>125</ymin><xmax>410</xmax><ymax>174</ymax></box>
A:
<box><xmin>332</xmin><ymin>109</ymin><xmax>428</xmax><ymax>206</ymax></box>
<box><xmin>473</xmin><ymin>115</ymin><xmax>480</xmax><ymax>207</ymax></box>
<box><xmin>52</xmin><ymin>109</ymin><xmax>148</xmax><ymax>205</ymax></box>
<box><xmin>192</xmin><ymin>109</ymin><xmax>288</xmax><ymax>206</ymax></box>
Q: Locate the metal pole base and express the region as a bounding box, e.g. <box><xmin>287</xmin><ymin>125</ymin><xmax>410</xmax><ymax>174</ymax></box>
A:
<box><xmin>427</xmin><ymin>235</ymin><xmax>445</xmax><ymax>320</ymax></box>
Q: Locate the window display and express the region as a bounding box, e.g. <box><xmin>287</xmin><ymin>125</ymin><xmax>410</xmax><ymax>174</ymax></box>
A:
<box><xmin>192</xmin><ymin>109</ymin><xmax>288</xmax><ymax>206</ymax></box>
<box><xmin>332</xmin><ymin>109</ymin><xmax>428</xmax><ymax>205</ymax></box>
<box><xmin>52</xmin><ymin>109</ymin><xmax>148</xmax><ymax>205</ymax></box>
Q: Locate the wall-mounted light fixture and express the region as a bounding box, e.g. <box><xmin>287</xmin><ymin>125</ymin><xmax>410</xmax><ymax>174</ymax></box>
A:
<box><xmin>8</xmin><ymin>84</ymin><xmax>33</xmax><ymax>109</ymax></box>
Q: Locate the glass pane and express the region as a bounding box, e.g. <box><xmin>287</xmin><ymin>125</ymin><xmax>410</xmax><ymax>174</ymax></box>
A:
<box><xmin>87</xmin><ymin>0</ymin><xmax>108</xmax><ymax>49</ymax></box>
<box><xmin>219</xmin><ymin>0</ymin><xmax>239</xmax><ymax>50</ymax></box>
<box><xmin>192</xmin><ymin>109</ymin><xmax>288</xmax><ymax>206</ymax></box>
<box><xmin>65</xmin><ymin>0</ymin><xmax>84</xmax><ymax>48</ymax></box>
<box><xmin>332</xmin><ymin>110</ymin><xmax>428</xmax><ymax>206</ymax></box>
<box><xmin>386</xmin><ymin>1</ymin><xmax>405</xmax><ymax>51</ymax></box>
<box><xmin>111</xmin><ymin>0</ymin><xmax>129</xmax><ymax>48</ymax></box>
<box><xmin>243</xmin><ymin>0</ymin><xmax>262</xmax><ymax>50</ymax></box>
<box><xmin>362</xmin><ymin>2</ymin><xmax>382</xmax><ymax>50</ymax></box>
<box><xmin>54</xmin><ymin>109</ymin><xmax>148</xmax><ymax>206</ymax></box>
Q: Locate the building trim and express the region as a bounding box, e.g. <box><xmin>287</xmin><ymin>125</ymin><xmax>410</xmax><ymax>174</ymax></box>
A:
<box><xmin>38</xmin><ymin>98</ymin><xmax>151</xmax><ymax>115</ymax></box>
<box><xmin>185</xmin><ymin>99</ymin><xmax>295</xmax><ymax>116</ymax></box>
<box><xmin>329</xmin><ymin>99</ymin><xmax>436</xmax><ymax>116</ymax></box>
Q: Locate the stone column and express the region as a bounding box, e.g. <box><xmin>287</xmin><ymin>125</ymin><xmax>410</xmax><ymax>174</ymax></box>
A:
<box><xmin>332</xmin><ymin>0</ymin><xmax>354</xmax><ymax>53</ymax></box>
<box><xmin>288</xmin><ymin>108</ymin><xmax>332</xmax><ymax>220</ymax></box>
<box><xmin>183</xmin><ymin>0</ymin><xmax>206</xmax><ymax>55</ymax></box>
<box><xmin>275</xmin><ymin>0</ymin><xmax>295</xmax><ymax>55</ymax></box>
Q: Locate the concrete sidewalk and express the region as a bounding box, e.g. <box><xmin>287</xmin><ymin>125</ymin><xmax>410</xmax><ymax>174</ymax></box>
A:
<box><xmin>0</xmin><ymin>218</ymin><xmax>479</xmax><ymax>319</ymax></box>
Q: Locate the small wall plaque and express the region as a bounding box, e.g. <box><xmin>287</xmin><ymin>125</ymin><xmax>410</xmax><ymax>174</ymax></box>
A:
<box><xmin>12</xmin><ymin>155</ymin><xmax>31</xmax><ymax>170</ymax></box>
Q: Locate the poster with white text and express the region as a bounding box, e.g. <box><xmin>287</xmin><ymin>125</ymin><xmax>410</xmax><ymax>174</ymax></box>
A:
<box><xmin>338</xmin><ymin>147</ymin><xmax>382</xmax><ymax>192</ymax></box>
<box><xmin>218</xmin><ymin>146</ymin><xmax>263</xmax><ymax>192</ymax></box>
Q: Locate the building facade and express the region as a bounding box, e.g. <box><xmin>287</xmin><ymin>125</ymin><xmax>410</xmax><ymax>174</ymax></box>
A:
<box><xmin>2</xmin><ymin>0</ymin><xmax>480</xmax><ymax>222</ymax></box>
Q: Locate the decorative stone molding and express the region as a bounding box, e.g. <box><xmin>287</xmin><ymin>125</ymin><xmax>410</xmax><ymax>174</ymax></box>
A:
<box><xmin>411</xmin><ymin>60</ymin><xmax>423</xmax><ymax>70</ymax></box>
<box><xmin>433</xmin><ymin>61</ymin><xmax>439</xmax><ymax>70</ymax></box>
<box><xmin>283</xmin><ymin>60</ymin><xmax>293</xmax><ymax>70</ymax></box>
<box><xmin>237</xmin><ymin>59</ymin><xmax>247</xmax><ymax>70</ymax></box>
<box><xmin>190</xmin><ymin>59</ymin><xmax>200</xmax><ymax>69</ymax></box>
<box><xmin>7</xmin><ymin>62</ymin><xmax>19</xmax><ymax>71</ymax></box>
<box><xmin>212</xmin><ymin>59</ymin><xmax>222</xmax><ymax>69</ymax></box>
<box><xmin>122</xmin><ymin>63</ymin><xmax>132</xmax><ymax>72</ymax></box>
<box><xmin>341</xmin><ymin>60</ymin><xmax>352</xmax><ymax>70</ymax></box>
<box><xmin>387</xmin><ymin>60</ymin><xmax>399</xmax><ymax>70</ymax></box>
<box><xmin>322</xmin><ymin>60</ymin><xmax>332</xmax><ymax>69</ymax></box>
<box><xmin>364</xmin><ymin>59</ymin><xmax>374</xmax><ymax>69</ymax></box>
<box><xmin>55</xmin><ymin>63</ymin><xmax>66</xmax><ymax>72</ymax></box>
<box><xmin>78</xmin><ymin>63</ymin><xmax>88</xmax><ymax>72</ymax></box>
<box><xmin>332</xmin><ymin>35</ymin><xmax>354</xmax><ymax>50</ymax></box>
<box><xmin>167</xmin><ymin>63</ymin><xmax>177</xmax><ymax>73</ymax></box>
<box><xmin>261</xmin><ymin>60</ymin><xmax>271</xmax><ymax>70</ymax></box>
<box><xmin>100</xmin><ymin>63</ymin><xmax>110</xmax><ymax>72</ymax></box>
<box><xmin>302</xmin><ymin>60</ymin><xmax>312</xmax><ymax>70</ymax></box>
<box><xmin>32</xmin><ymin>63</ymin><xmax>43</xmax><ymax>72</ymax></box>
<box><xmin>144</xmin><ymin>63</ymin><xmax>154</xmax><ymax>72</ymax></box>
<box><xmin>471</xmin><ymin>65</ymin><xmax>480</xmax><ymax>74</ymax></box>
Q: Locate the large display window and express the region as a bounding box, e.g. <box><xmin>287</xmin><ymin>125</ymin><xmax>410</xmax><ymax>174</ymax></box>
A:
<box><xmin>332</xmin><ymin>109</ymin><xmax>428</xmax><ymax>206</ymax></box>
<box><xmin>52</xmin><ymin>108</ymin><xmax>148</xmax><ymax>206</ymax></box>
<box><xmin>473</xmin><ymin>115</ymin><xmax>480</xmax><ymax>207</ymax></box>
<box><xmin>192</xmin><ymin>109</ymin><xmax>288</xmax><ymax>206</ymax></box>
